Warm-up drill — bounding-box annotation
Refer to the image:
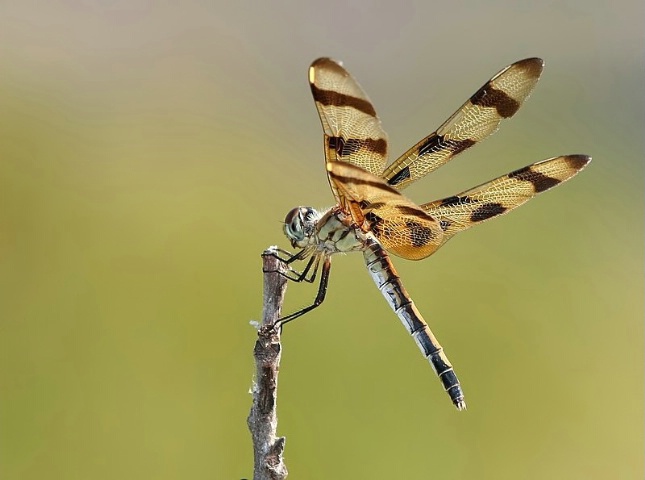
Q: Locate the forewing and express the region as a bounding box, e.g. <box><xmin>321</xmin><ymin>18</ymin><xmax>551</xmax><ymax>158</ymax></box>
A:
<box><xmin>327</xmin><ymin>162</ymin><xmax>444</xmax><ymax>260</ymax></box>
<box><xmin>382</xmin><ymin>58</ymin><xmax>544</xmax><ymax>190</ymax></box>
<box><xmin>422</xmin><ymin>155</ymin><xmax>591</xmax><ymax>245</ymax></box>
<box><xmin>309</xmin><ymin>58</ymin><xmax>389</xmax><ymax>202</ymax></box>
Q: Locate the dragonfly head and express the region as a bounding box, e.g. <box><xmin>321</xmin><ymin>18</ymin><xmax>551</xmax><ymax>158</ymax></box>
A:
<box><xmin>283</xmin><ymin>206</ymin><xmax>320</xmax><ymax>248</ymax></box>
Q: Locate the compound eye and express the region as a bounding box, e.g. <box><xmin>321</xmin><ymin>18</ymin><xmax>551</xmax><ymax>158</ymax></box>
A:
<box><xmin>283</xmin><ymin>207</ymin><xmax>305</xmax><ymax>240</ymax></box>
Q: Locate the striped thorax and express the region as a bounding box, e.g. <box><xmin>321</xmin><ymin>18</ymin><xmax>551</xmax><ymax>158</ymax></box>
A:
<box><xmin>284</xmin><ymin>206</ymin><xmax>364</xmax><ymax>254</ymax></box>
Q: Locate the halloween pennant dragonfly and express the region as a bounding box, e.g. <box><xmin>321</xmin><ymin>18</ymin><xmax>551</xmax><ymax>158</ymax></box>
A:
<box><xmin>269</xmin><ymin>57</ymin><xmax>590</xmax><ymax>410</ymax></box>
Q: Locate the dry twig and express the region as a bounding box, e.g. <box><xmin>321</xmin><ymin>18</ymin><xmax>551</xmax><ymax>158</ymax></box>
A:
<box><xmin>247</xmin><ymin>248</ymin><xmax>289</xmax><ymax>480</ymax></box>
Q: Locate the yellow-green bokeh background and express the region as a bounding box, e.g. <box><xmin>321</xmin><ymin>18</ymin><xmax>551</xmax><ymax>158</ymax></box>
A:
<box><xmin>1</xmin><ymin>2</ymin><xmax>642</xmax><ymax>479</ymax></box>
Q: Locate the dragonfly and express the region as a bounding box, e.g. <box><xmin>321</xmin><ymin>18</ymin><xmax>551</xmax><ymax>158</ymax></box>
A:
<box><xmin>268</xmin><ymin>57</ymin><xmax>590</xmax><ymax>410</ymax></box>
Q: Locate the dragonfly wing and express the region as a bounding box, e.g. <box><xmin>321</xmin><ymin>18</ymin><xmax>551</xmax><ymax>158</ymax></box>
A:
<box><xmin>327</xmin><ymin>161</ymin><xmax>443</xmax><ymax>260</ymax></box>
<box><xmin>383</xmin><ymin>58</ymin><xmax>544</xmax><ymax>190</ymax></box>
<box><xmin>422</xmin><ymin>155</ymin><xmax>591</xmax><ymax>244</ymax></box>
<box><xmin>309</xmin><ymin>58</ymin><xmax>389</xmax><ymax>202</ymax></box>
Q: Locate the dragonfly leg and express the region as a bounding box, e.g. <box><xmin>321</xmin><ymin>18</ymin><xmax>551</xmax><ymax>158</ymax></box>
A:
<box><xmin>274</xmin><ymin>256</ymin><xmax>331</xmax><ymax>328</ymax></box>
<box><xmin>284</xmin><ymin>254</ymin><xmax>320</xmax><ymax>283</ymax></box>
<box><xmin>263</xmin><ymin>247</ymin><xmax>307</xmax><ymax>265</ymax></box>
<box><xmin>263</xmin><ymin>250</ymin><xmax>319</xmax><ymax>283</ymax></box>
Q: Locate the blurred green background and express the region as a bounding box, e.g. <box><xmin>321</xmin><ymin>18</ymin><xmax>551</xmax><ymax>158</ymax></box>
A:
<box><xmin>0</xmin><ymin>1</ymin><xmax>642</xmax><ymax>479</ymax></box>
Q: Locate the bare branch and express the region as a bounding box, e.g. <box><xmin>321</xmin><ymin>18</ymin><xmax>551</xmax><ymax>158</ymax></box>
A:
<box><xmin>247</xmin><ymin>248</ymin><xmax>289</xmax><ymax>480</ymax></box>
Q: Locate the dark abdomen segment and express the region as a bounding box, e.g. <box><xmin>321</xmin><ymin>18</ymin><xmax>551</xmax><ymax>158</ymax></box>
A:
<box><xmin>362</xmin><ymin>236</ymin><xmax>466</xmax><ymax>410</ymax></box>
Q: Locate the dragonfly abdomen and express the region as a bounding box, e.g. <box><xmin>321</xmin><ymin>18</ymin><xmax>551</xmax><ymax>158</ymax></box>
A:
<box><xmin>362</xmin><ymin>235</ymin><xmax>466</xmax><ymax>410</ymax></box>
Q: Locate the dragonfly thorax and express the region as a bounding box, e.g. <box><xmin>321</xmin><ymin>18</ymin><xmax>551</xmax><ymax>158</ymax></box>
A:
<box><xmin>284</xmin><ymin>205</ymin><xmax>366</xmax><ymax>255</ymax></box>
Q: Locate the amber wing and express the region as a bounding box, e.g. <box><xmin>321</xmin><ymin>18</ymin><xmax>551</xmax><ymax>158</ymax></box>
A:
<box><xmin>422</xmin><ymin>155</ymin><xmax>591</xmax><ymax>246</ymax></box>
<box><xmin>382</xmin><ymin>58</ymin><xmax>544</xmax><ymax>190</ymax></box>
<box><xmin>309</xmin><ymin>58</ymin><xmax>389</xmax><ymax>203</ymax></box>
<box><xmin>327</xmin><ymin>161</ymin><xmax>444</xmax><ymax>260</ymax></box>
